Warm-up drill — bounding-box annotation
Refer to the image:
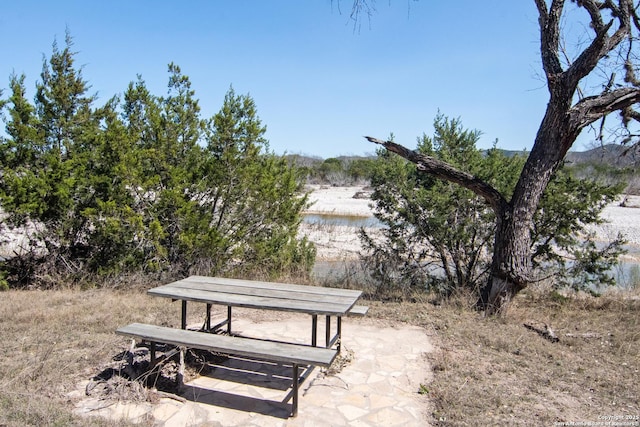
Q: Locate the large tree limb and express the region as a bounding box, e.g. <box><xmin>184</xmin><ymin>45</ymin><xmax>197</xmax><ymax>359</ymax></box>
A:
<box><xmin>364</xmin><ymin>136</ymin><xmax>508</xmax><ymax>212</ymax></box>
<box><xmin>569</xmin><ymin>86</ymin><xmax>640</xmax><ymax>128</ymax></box>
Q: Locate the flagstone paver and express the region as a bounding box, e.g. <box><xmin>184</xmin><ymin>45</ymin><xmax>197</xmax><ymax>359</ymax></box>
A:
<box><xmin>74</xmin><ymin>313</ymin><xmax>433</xmax><ymax>426</ymax></box>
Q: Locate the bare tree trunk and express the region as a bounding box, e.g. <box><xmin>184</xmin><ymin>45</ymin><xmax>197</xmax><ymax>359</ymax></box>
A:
<box><xmin>481</xmin><ymin>209</ymin><xmax>532</xmax><ymax>315</ymax></box>
<box><xmin>480</xmin><ymin>103</ymin><xmax>573</xmax><ymax>314</ymax></box>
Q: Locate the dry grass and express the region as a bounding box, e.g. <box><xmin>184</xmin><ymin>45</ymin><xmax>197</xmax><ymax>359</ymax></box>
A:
<box><xmin>0</xmin><ymin>286</ymin><xmax>638</xmax><ymax>426</ymax></box>
<box><xmin>0</xmin><ymin>288</ymin><xmax>208</xmax><ymax>427</ymax></box>
<box><xmin>367</xmin><ymin>288</ymin><xmax>640</xmax><ymax>426</ymax></box>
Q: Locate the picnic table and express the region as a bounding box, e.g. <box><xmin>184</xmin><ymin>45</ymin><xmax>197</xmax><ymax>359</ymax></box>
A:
<box><xmin>118</xmin><ymin>276</ymin><xmax>367</xmax><ymax>416</ymax></box>
<box><xmin>147</xmin><ymin>275</ymin><xmax>365</xmax><ymax>351</ymax></box>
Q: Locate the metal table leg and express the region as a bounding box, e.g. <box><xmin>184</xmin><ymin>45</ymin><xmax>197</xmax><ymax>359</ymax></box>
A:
<box><xmin>337</xmin><ymin>316</ymin><xmax>342</xmax><ymax>352</ymax></box>
<box><xmin>311</xmin><ymin>315</ymin><xmax>318</xmax><ymax>346</ymax></box>
<box><xmin>181</xmin><ymin>300</ymin><xmax>187</xmax><ymax>330</ymax></box>
<box><xmin>322</xmin><ymin>316</ymin><xmax>343</xmax><ymax>352</ymax></box>
<box><xmin>150</xmin><ymin>341</ymin><xmax>156</xmax><ymax>366</ymax></box>
<box><xmin>206</xmin><ymin>303</ymin><xmax>211</xmax><ymax>331</ymax></box>
<box><xmin>291</xmin><ymin>364</ymin><xmax>299</xmax><ymax>417</ymax></box>
<box><xmin>326</xmin><ymin>315</ymin><xmax>331</xmax><ymax>348</ymax></box>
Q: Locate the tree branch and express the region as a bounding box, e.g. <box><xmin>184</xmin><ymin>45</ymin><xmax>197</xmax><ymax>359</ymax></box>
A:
<box><xmin>579</xmin><ymin>0</ymin><xmax>606</xmax><ymax>32</ymax></box>
<box><xmin>564</xmin><ymin>0</ymin><xmax>632</xmax><ymax>89</ymax></box>
<box><xmin>365</xmin><ymin>136</ymin><xmax>508</xmax><ymax>212</ymax></box>
<box><xmin>565</xmin><ymin>19</ymin><xmax>614</xmax><ymax>88</ymax></box>
<box><xmin>569</xmin><ymin>86</ymin><xmax>640</xmax><ymax>128</ymax></box>
<box><xmin>535</xmin><ymin>0</ymin><xmax>565</xmax><ymax>83</ymax></box>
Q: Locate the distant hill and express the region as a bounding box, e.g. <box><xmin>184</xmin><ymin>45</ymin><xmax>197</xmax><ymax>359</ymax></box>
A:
<box><xmin>286</xmin><ymin>144</ymin><xmax>640</xmax><ymax>168</ymax></box>
<box><xmin>565</xmin><ymin>144</ymin><xmax>640</xmax><ymax>167</ymax></box>
<box><xmin>285</xmin><ymin>154</ymin><xmax>375</xmax><ymax>166</ymax></box>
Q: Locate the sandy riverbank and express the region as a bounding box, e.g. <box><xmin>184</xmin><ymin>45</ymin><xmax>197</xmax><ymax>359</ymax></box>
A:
<box><xmin>299</xmin><ymin>185</ymin><xmax>376</xmax><ymax>261</ymax></box>
<box><xmin>303</xmin><ymin>184</ymin><xmax>374</xmax><ymax>217</ymax></box>
<box><xmin>300</xmin><ymin>185</ymin><xmax>640</xmax><ymax>262</ymax></box>
<box><xmin>585</xmin><ymin>196</ymin><xmax>640</xmax><ymax>246</ymax></box>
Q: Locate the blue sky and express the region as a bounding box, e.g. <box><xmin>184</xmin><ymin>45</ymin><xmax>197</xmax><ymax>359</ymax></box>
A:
<box><xmin>0</xmin><ymin>1</ymin><xmax>589</xmax><ymax>158</ymax></box>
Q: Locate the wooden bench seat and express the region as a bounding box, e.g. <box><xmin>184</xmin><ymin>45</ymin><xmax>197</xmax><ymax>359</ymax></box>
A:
<box><xmin>116</xmin><ymin>322</ymin><xmax>338</xmax><ymax>416</ymax></box>
<box><xmin>347</xmin><ymin>305</ymin><xmax>369</xmax><ymax>316</ymax></box>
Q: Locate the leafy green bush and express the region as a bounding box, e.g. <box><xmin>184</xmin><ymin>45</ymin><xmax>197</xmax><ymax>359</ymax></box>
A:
<box><xmin>0</xmin><ymin>36</ymin><xmax>314</xmax><ymax>288</ymax></box>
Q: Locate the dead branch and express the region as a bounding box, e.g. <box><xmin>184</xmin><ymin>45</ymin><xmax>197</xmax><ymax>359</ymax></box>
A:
<box><xmin>364</xmin><ymin>136</ymin><xmax>508</xmax><ymax>212</ymax></box>
<box><xmin>524</xmin><ymin>321</ymin><xmax>560</xmax><ymax>343</ymax></box>
<box><xmin>155</xmin><ymin>390</ymin><xmax>187</xmax><ymax>403</ymax></box>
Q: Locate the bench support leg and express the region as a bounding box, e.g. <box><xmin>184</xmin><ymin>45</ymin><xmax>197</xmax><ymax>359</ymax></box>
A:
<box><xmin>227</xmin><ymin>306</ymin><xmax>232</xmax><ymax>334</ymax></box>
<box><xmin>292</xmin><ymin>364</ymin><xmax>299</xmax><ymax>417</ymax></box>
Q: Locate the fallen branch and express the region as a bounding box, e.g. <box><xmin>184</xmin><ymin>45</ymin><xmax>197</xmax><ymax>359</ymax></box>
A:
<box><xmin>524</xmin><ymin>321</ymin><xmax>559</xmax><ymax>343</ymax></box>
<box><xmin>155</xmin><ymin>390</ymin><xmax>187</xmax><ymax>403</ymax></box>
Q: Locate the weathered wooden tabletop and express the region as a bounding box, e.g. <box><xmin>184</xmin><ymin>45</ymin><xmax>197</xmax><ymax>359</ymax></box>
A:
<box><xmin>147</xmin><ymin>275</ymin><xmax>362</xmax><ymax>316</ymax></box>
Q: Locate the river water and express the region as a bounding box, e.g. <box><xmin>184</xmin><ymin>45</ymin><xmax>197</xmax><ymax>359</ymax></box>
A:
<box><xmin>302</xmin><ymin>213</ymin><xmax>382</xmax><ymax>228</ymax></box>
